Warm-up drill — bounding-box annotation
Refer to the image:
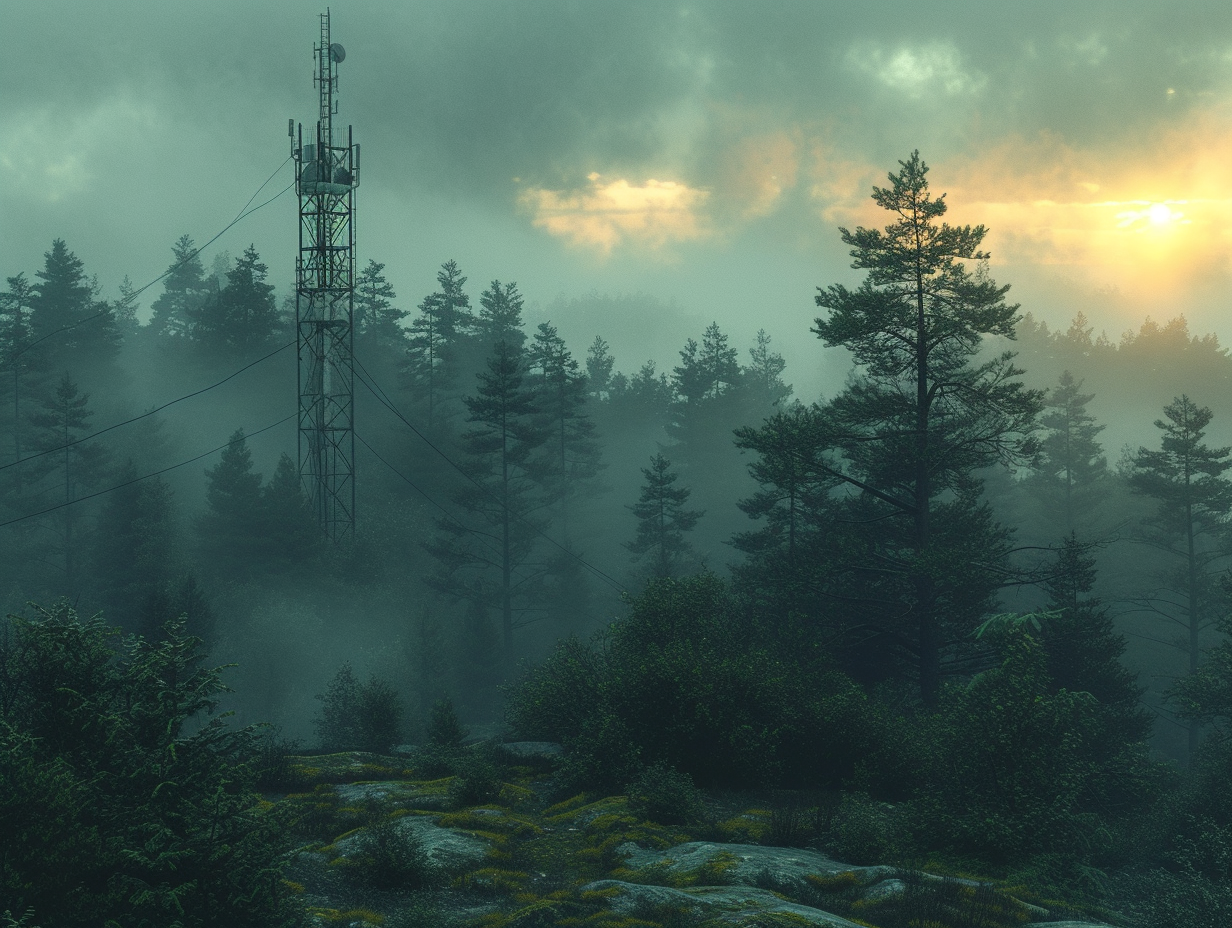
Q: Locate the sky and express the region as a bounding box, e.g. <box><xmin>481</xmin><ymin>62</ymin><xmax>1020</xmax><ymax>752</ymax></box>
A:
<box><xmin>3</xmin><ymin>0</ymin><xmax>1231</xmax><ymax>399</ymax></box>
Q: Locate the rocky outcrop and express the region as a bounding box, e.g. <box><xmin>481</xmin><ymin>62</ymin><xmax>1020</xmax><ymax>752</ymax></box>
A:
<box><xmin>584</xmin><ymin>878</ymin><xmax>868</xmax><ymax>926</ymax></box>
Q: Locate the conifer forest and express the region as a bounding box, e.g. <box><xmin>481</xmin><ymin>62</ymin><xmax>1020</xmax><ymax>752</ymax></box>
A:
<box><xmin>3</xmin><ymin>3</ymin><xmax>1232</xmax><ymax>927</ymax></box>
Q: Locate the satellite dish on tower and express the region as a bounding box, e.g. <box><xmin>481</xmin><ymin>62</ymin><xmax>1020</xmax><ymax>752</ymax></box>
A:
<box><xmin>330</xmin><ymin>43</ymin><xmax>346</xmax><ymax>63</ymax></box>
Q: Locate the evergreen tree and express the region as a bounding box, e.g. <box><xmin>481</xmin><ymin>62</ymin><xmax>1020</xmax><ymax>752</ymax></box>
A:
<box><xmin>29</xmin><ymin>239</ymin><xmax>119</xmax><ymax>372</ymax></box>
<box><xmin>187</xmin><ymin>244</ymin><xmax>280</xmax><ymax>359</ymax></box>
<box><xmin>0</xmin><ymin>605</ymin><xmax>302</xmax><ymax>927</ymax></box>
<box><xmin>27</xmin><ymin>372</ymin><xmax>109</xmax><ymax>593</ymax></box>
<box><xmin>811</xmin><ymin>151</ymin><xmax>1042</xmax><ymax>706</ymax></box>
<box><xmin>742</xmin><ymin>328</ymin><xmax>793</xmax><ymax>409</ymax></box>
<box><xmin>668</xmin><ymin>321</ymin><xmax>751</xmax><ymax>551</ymax></box>
<box><xmin>1129</xmin><ymin>395</ymin><xmax>1232</xmax><ymax>758</ymax></box>
<box><xmin>431</xmin><ymin>259</ymin><xmax>474</xmax><ymax>340</ymax></box>
<box><xmin>672</xmin><ymin>322</ymin><xmax>740</xmax><ymax>404</ymax></box>
<box><xmin>354</xmin><ymin>259</ymin><xmax>406</xmax><ymax>347</ymax></box>
<box><xmin>529</xmin><ymin>322</ymin><xmax>601</xmax><ymax>542</ymax></box>
<box><xmin>0</xmin><ymin>273</ymin><xmax>38</xmax><ymax>487</ymax></box>
<box><xmin>197</xmin><ymin>429</ymin><xmax>264</xmax><ymax>581</ymax></box>
<box><xmin>585</xmin><ymin>335</ymin><xmax>615</xmax><ymax>398</ymax></box>
<box><xmin>92</xmin><ymin>462</ymin><xmax>181</xmax><ymax>630</ymax></box>
<box><xmin>734</xmin><ymin>404</ymin><xmax>832</xmax><ymax>571</ymax></box>
<box><xmin>426</xmin><ymin>340</ymin><xmax>548</xmax><ymax>658</ymax></box>
<box><xmin>149</xmin><ymin>234</ymin><xmax>208</xmax><ymax>340</ymax></box>
<box><xmin>258</xmin><ymin>452</ymin><xmax>321</xmax><ymax>575</ymax></box>
<box><xmin>113</xmin><ymin>275</ymin><xmax>141</xmax><ymax>337</ymax></box>
<box><xmin>610</xmin><ymin>360</ymin><xmax>673</xmax><ymax>422</ymax></box>
<box><xmin>1034</xmin><ymin>370</ymin><xmax>1108</xmax><ymax>531</ymax></box>
<box><xmin>626</xmin><ymin>453</ymin><xmax>702</xmax><ymax>580</ymax></box>
<box><xmin>475</xmin><ymin>280</ymin><xmax>526</xmax><ymax>351</ymax></box>
<box><xmin>406</xmin><ymin>260</ymin><xmax>473</xmax><ymax>429</ymax></box>
<box><xmin>1041</xmin><ymin>533</ymin><xmax>1153</xmax><ymax>809</ymax></box>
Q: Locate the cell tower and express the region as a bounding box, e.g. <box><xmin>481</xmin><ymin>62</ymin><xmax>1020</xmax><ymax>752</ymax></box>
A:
<box><xmin>291</xmin><ymin>8</ymin><xmax>360</xmax><ymax>540</ymax></box>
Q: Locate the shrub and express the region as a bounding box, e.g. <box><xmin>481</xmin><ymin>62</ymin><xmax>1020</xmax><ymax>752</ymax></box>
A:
<box><xmin>447</xmin><ymin>748</ymin><xmax>503</xmax><ymax>808</ymax></box>
<box><xmin>314</xmin><ymin>662</ymin><xmax>404</xmax><ymax>754</ymax></box>
<box><xmin>822</xmin><ymin>793</ymin><xmax>902</xmax><ymax>865</ymax></box>
<box><xmin>509</xmin><ymin>573</ymin><xmax>879</xmax><ymax>792</ymax></box>
<box><xmin>351</xmin><ymin>811</ymin><xmax>437</xmax><ymax>890</ymax></box>
<box><xmin>252</xmin><ymin>724</ymin><xmax>303</xmax><ymax>790</ymax></box>
<box><xmin>856</xmin><ymin>872</ymin><xmax>1030</xmax><ymax>928</ymax></box>
<box><xmin>428</xmin><ymin>695</ymin><xmax>468</xmax><ymax>748</ymax></box>
<box><xmin>0</xmin><ymin>603</ymin><xmax>303</xmax><ymax>928</ymax></box>
<box><xmin>627</xmin><ymin>763</ymin><xmax>706</xmax><ymax>826</ymax></box>
<box><xmin>922</xmin><ymin>630</ymin><xmax>1106</xmax><ymax>865</ymax></box>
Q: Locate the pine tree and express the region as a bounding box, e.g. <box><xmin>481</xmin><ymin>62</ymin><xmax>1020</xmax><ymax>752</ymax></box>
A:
<box><xmin>585</xmin><ymin>336</ymin><xmax>615</xmax><ymax>398</ymax></box>
<box><xmin>92</xmin><ymin>462</ymin><xmax>181</xmax><ymax>630</ymax></box>
<box><xmin>27</xmin><ymin>372</ymin><xmax>109</xmax><ymax>593</ymax></box>
<box><xmin>426</xmin><ymin>340</ymin><xmax>548</xmax><ymax>658</ymax></box>
<box><xmin>672</xmin><ymin>322</ymin><xmax>740</xmax><ymax>405</ymax></box>
<box><xmin>529</xmin><ymin>322</ymin><xmax>601</xmax><ymax>542</ymax></box>
<box><xmin>258</xmin><ymin>452</ymin><xmax>321</xmax><ymax>575</ymax></box>
<box><xmin>733</xmin><ymin>404</ymin><xmax>833</xmax><ymax>567</ymax></box>
<box><xmin>742</xmin><ymin>328</ymin><xmax>792</xmax><ymax>410</ymax></box>
<box><xmin>0</xmin><ymin>273</ymin><xmax>38</xmax><ymax>489</ymax></box>
<box><xmin>475</xmin><ymin>280</ymin><xmax>526</xmax><ymax>351</ymax></box>
<box><xmin>1041</xmin><ymin>534</ymin><xmax>1152</xmax><ymax>808</ymax></box>
<box><xmin>29</xmin><ymin>239</ymin><xmax>119</xmax><ymax>371</ymax></box>
<box><xmin>1034</xmin><ymin>370</ymin><xmax>1108</xmax><ymax>531</ymax></box>
<box><xmin>406</xmin><ymin>260</ymin><xmax>473</xmax><ymax>429</ymax></box>
<box><xmin>187</xmin><ymin>244</ymin><xmax>280</xmax><ymax>359</ymax></box>
<box><xmin>149</xmin><ymin>234</ymin><xmax>208</xmax><ymax>340</ymax></box>
<box><xmin>1129</xmin><ymin>395</ymin><xmax>1232</xmax><ymax>758</ymax></box>
<box><xmin>113</xmin><ymin>276</ymin><xmax>140</xmax><ymax>338</ymax></box>
<box><xmin>197</xmin><ymin>429</ymin><xmax>264</xmax><ymax>581</ymax></box>
<box><xmin>354</xmin><ymin>259</ymin><xmax>406</xmax><ymax>347</ymax></box>
<box><xmin>626</xmin><ymin>453</ymin><xmax>703</xmax><ymax>580</ymax></box>
<box><xmin>811</xmin><ymin>151</ymin><xmax>1042</xmax><ymax>706</ymax></box>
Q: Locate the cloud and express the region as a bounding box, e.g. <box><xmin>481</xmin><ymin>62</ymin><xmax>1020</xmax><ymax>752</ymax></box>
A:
<box><xmin>845</xmin><ymin>41</ymin><xmax>987</xmax><ymax>98</ymax></box>
<box><xmin>0</xmin><ymin>95</ymin><xmax>158</xmax><ymax>204</ymax></box>
<box><xmin>519</xmin><ymin>173</ymin><xmax>710</xmax><ymax>255</ymax></box>
<box><xmin>711</xmin><ymin>131</ymin><xmax>801</xmax><ymax>220</ymax></box>
<box><xmin>932</xmin><ymin>116</ymin><xmax>1232</xmax><ymax>298</ymax></box>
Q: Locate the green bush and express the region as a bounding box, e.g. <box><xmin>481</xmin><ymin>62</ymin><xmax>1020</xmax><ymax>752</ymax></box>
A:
<box><xmin>921</xmin><ymin>629</ymin><xmax>1108</xmax><ymax>865</ymax></box>
<box><xmin>314</xmin><ymin>662</ymin><xmax>404</xmax><ymax>753</ymax></box>
<box><xmin>446</xmin><ymin>747</ymin><xmax>503</xmax><ymax>808</ymax></box>
<box><xmin>627</xmin><ymin>763</ymin><xmax>707</xmax><ymax>826</ymax></box>
<box><xmin>252</xmin><ymin>724</ymin><xmax>303</xmax><ymax>790</ymax></box>
<box><xmin>822</xmin><ymin>792</ymin><xmax>902</xmax><ymax>865</ymax></box>
<box><xmin>351</xmin><ymin>811</ymin><xmax>437</xmax><ymax>890</ymax></box>
<box><xmin>0</xmin><ymin>603</ymin><xmax>303</xmax><ymax>928</ymax></box>
<box><xmin>428</xmin><ymin>695</ymin><xmax>468</xmax><ymax>747</ymax></box>
<box><xmin>509</xmin><ymin>573</ymin><xmax>877</xmax><ymax>791</ymax></box>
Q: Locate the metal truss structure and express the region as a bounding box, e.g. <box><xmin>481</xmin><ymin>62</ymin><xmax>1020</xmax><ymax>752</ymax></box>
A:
<box><xmin>291</xmin><ymin>9</ymin><xmax>360</xmax><ymax>540</ymax></box>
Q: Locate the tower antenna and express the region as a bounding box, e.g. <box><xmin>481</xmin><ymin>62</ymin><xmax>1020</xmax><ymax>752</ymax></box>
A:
<box><xmin>291</xmin><ymin>8</ymin><xmax>359</xmax><ymax>540</ymax></box>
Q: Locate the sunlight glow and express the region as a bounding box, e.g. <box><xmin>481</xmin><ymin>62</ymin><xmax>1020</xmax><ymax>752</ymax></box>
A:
<box><xmin>519</xmin><ymin>173</ymin><xmax>710</xmax><ymax>254</ymax></box>
<box><xmin>1115</xmin><ymin>201</ymin><xmax>1189</xmax><ymax>229</ymax></box>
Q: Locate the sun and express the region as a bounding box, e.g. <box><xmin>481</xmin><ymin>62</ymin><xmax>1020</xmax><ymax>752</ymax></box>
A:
<box><xmin>1114</xmin><ymin>201</ymin><xmax>1188</xmax><ymax>230</ymax></box>
<box><xmin>1147</xmin><ymin>202</ymin><xmax>1177</xmax><ymax>226</ymax></box>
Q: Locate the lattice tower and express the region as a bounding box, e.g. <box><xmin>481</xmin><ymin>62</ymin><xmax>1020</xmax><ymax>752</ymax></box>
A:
<box><xmin>290</xmin><ymin>8</ymin><xmax>360</xmax><ymax>540</ymax></box>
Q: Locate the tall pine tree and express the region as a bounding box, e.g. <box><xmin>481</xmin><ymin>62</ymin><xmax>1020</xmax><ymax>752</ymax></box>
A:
<box><xmin>811</xmin><ymin>151</ymin><xmax>1042</xmax><ymax>706</ymax></box>
<box><xmin>1129</xmin><ymin>395</ymin><xmax>1232</xmax><ymax>758</ymax></box>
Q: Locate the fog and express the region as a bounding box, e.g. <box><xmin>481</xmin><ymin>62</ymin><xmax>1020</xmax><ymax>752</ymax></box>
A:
<box><xmin>3</xmin><ymin>0</ymin><xmax>1232</xmax><ymax>782</ymax></box>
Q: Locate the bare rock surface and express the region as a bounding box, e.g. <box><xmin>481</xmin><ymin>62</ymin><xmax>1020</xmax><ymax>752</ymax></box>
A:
<box><xmin>584</xmin><ymin>879</ymin><xmax>867</xmax><ymax>927</ymax></box>
<box><xmin>619</xmin><ymin>839</ymin><xmax>896</xmax><ymax>890</ymax></box>
<box><xmin>332</xmin><ymin>812</ymin><xmax>490</xmax><ymax>868</ymax></box>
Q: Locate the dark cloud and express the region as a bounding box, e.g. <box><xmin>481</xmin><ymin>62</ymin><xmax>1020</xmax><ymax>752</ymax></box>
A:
<box><xmin>3</xmin><ymin>0</ymin><xmax>1230</xmax><ymax>402</ymax></box>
